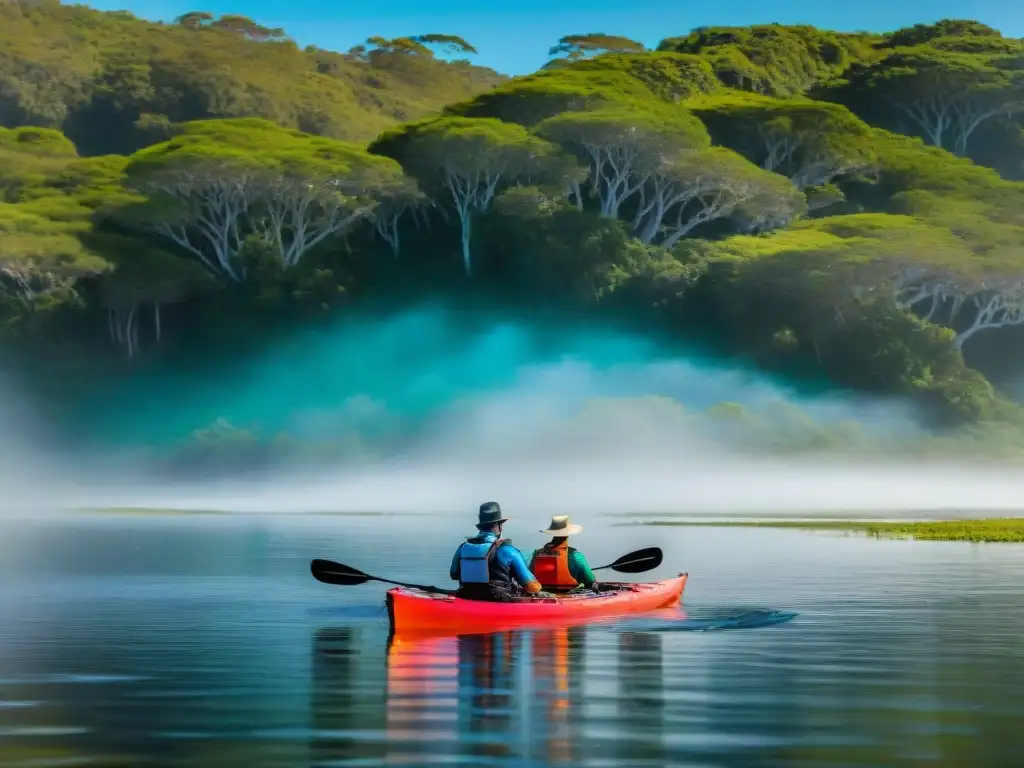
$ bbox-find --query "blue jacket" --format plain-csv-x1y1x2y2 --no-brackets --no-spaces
450,531,541,591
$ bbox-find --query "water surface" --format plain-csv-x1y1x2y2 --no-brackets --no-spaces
0,514,1022,766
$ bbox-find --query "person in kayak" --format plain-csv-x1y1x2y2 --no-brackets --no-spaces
449,501,546,601
529,515,599,593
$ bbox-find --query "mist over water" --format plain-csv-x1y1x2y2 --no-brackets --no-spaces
4,304,1024,517
0,373,87,514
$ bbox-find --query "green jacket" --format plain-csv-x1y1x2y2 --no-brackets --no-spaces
530,544,597,588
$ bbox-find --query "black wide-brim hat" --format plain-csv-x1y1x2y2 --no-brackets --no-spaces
476,501,509,528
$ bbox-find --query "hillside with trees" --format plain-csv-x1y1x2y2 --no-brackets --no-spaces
4,4,1024,463
0,2,504,155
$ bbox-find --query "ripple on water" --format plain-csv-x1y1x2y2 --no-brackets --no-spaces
613,608,799,632
0,518,1022,767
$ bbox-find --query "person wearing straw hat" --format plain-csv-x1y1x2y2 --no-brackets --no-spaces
449,501,545,601
529,515,599,593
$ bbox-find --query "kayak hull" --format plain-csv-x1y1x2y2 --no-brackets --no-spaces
386,574,687,634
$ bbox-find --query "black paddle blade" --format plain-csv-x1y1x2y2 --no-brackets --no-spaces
606,547,663,574
310,559,372,586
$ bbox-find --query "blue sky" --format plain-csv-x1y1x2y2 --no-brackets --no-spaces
89,0,1024,75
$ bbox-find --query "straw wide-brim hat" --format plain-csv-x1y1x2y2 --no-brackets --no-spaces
540,515,583,536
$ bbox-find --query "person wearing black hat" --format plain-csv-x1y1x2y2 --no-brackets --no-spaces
449,501,545,601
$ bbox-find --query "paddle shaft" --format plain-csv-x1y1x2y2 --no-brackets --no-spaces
594,560,638,571
309,559,455,595
311,545,661,593
368,575,455,594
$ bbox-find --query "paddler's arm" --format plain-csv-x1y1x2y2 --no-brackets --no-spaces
504,545,542,594
569,549,597,589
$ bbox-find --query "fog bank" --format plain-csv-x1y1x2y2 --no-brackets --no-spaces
3,307,1024,518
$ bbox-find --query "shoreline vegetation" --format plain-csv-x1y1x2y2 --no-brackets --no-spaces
625,518,1024,542
76,508,1024,541
7,8,1024,465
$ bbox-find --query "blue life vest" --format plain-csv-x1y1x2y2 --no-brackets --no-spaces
457,537,508,585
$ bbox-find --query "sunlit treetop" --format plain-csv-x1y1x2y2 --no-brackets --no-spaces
548,33,647,61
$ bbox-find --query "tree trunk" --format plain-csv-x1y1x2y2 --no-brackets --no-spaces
126,303,138,359
460,213,473,278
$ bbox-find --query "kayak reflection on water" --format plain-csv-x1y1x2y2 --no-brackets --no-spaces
530,626,584,763
384,628,586,765
309,617,690,765
381,625,681,765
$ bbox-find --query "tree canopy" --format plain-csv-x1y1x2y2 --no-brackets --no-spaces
548,34,647,62
657,24,881,96
175,12,288,41
820,47,1024,156
881,20,1004,49
123,118,406,280
0,2,504,155
444,68,662,125
690,95,879,203
370,116,582,276
6,6,1024,444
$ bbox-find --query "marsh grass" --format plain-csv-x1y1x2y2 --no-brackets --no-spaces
629,518,1024,542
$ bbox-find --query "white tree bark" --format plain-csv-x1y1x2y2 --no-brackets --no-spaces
660,188,746,249
369,190,428,257
631,155,787,247
950,98,1024,156
898,95,954,149
254,178,373,268
582,141,650,218
569,180,584,211
0,264,35,305
892,93,1023,156
106,300,166,359
758,126,803,175
374,213,402,256
755,127,873,190
0,262,76,308
790,154,869,190
892,269,1024,349
440,167,501,277
126,302,137,360
143,170,252,282
951,284,1024,349
631,173,712,244
143,170,376,278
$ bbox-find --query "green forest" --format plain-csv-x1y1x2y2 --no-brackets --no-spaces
5,3,1024,460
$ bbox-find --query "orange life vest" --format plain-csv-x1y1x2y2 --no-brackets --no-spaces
531,542,579,590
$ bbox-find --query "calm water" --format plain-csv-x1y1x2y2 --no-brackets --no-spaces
1,513,1022,767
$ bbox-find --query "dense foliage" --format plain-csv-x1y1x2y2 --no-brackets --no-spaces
658,24,881,96
5,5,1024,459
0,1,504,155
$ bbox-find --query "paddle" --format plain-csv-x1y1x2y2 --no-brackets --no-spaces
592,546,662,574
310,546,662,595
310,559,456,596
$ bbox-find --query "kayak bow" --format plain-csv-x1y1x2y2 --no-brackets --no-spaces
385,574,688,634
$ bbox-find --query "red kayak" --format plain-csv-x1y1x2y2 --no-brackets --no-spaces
385,574,688,634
